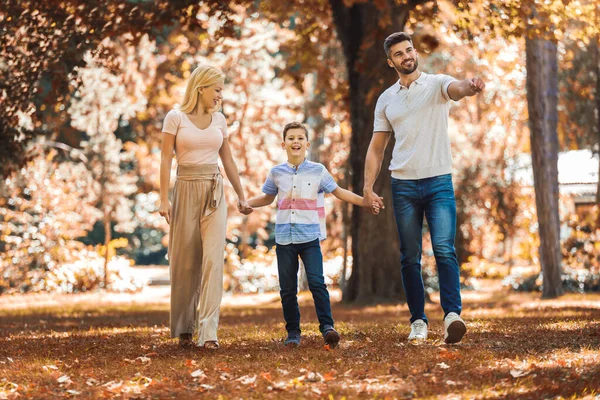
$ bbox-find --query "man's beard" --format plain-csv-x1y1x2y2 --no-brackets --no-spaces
392,57,419,75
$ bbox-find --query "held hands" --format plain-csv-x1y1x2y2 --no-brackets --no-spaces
469,77,485,94
363,189,384,215
158,201,171,224
372,200,382,215
237,199,253,215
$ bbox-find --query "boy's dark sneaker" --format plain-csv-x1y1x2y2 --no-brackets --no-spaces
323,325,340,348
284,331,301,347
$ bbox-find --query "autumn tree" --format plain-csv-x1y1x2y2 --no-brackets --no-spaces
68,57,143,285
0,0,250,177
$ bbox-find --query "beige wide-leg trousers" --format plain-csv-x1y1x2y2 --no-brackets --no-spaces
169,163,227,345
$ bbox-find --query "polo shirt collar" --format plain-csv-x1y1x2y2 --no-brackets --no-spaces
286,158,308,170
396,72,428,92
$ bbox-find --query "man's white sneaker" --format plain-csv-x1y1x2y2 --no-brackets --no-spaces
444,312,466,344
408,319,428,341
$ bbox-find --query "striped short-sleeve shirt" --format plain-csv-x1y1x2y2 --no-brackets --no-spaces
262,160,338,245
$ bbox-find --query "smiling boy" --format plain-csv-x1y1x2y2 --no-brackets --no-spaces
248,122,380,347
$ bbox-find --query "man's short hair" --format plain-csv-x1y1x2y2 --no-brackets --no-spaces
283,122,309,140
383,32,413,57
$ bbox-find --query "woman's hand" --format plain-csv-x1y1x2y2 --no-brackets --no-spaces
237,199,253,215
158,201,172,224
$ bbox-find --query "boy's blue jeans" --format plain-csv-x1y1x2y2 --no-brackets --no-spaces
276,238,334,334
391,174,462,325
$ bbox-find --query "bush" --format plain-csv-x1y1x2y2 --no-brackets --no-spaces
503,266,600,293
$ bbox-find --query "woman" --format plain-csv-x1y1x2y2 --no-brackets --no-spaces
158,65,252,349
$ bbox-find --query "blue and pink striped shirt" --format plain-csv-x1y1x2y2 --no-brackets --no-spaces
262,160,338,245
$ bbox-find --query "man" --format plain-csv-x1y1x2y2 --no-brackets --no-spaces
363,32,485,344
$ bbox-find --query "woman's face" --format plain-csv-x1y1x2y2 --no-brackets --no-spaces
199,80,224,110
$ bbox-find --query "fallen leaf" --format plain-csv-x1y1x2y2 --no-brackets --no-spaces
446,380,457,386
0,382,18,393
86,378,98,386
260,372,273,382
191,369,206,379
268,381,288,391
185,359,196,367
305,372,323,382
439,348,462,361
66,390,81,395
57,375,71,384
323,371,336,381
237,375,257,385
43,365,59,371
200,384,215,390
436,362,450,369
103,380,123,391
220,372,232,381
131,373,152,387
510,369,529,378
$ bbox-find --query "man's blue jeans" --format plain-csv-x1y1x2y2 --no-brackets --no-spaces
276,238,334,334
391,173,462,324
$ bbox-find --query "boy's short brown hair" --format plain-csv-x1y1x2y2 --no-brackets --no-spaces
283,122,309,140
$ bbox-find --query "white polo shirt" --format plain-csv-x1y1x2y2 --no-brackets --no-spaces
373,72,457,180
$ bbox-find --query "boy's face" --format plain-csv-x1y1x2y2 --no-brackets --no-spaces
282,128,310,158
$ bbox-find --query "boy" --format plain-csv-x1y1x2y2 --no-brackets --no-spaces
247,122,380,348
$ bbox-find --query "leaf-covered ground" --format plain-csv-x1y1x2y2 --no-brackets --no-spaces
1,282,599,399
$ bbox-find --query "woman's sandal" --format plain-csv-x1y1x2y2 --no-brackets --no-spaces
203,341,220,351
179,333,194,349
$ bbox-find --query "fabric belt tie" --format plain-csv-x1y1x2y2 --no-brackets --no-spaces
176,164,223,208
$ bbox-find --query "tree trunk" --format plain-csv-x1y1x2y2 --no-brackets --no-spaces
593,34,600,209
104,206,111,288
525,38,564,298
330,0,423,304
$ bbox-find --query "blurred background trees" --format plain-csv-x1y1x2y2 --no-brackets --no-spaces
1,0,598,298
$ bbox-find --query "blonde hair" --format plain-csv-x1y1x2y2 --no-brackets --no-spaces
180,65,224,113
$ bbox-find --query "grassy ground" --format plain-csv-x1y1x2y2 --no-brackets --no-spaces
1,282,599,399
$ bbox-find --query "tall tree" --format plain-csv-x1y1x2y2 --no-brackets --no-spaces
328,0,439,303
68,59,141,286
525,38,563,298
450,0,597,297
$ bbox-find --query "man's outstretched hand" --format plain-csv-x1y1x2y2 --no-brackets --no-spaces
469,77,485,94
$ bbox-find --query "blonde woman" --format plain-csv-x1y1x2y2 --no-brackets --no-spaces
158,65,252,350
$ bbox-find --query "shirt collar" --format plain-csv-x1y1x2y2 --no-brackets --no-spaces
286,158,307,170
396,72,427,92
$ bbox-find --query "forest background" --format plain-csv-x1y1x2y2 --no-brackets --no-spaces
1,0,598,301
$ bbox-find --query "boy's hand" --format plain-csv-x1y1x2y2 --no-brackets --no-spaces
237,199,253,215
363,189,384,215
372,200,382,215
